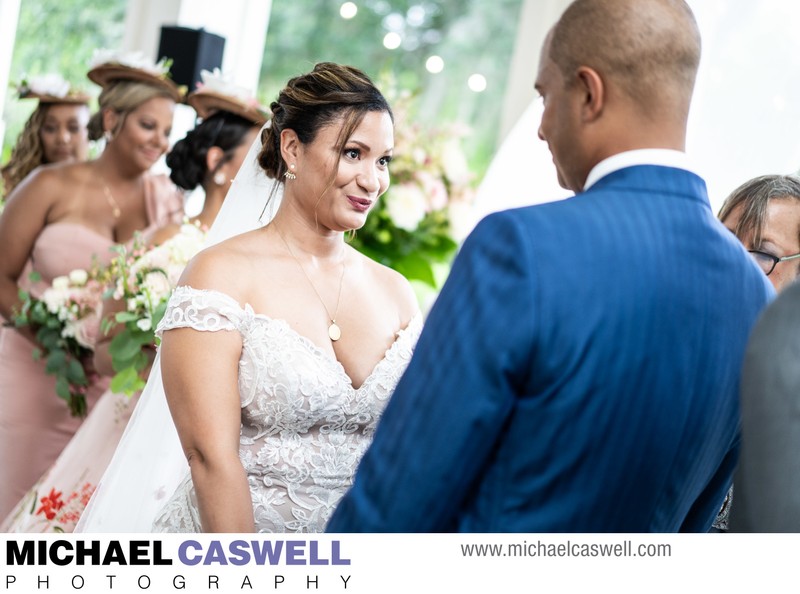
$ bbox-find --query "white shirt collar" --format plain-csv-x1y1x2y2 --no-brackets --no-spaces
583,149,698,191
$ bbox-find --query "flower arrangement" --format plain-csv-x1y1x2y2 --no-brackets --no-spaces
103,222,206,396
13,268,105,417
18,73,71,98
89,49,172,78
197,68,258,104
349,88,477,288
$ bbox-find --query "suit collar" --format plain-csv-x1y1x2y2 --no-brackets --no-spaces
583,149,698,191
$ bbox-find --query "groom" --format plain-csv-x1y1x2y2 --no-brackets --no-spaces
327,0,774,532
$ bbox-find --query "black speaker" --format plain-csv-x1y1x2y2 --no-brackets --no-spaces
157,26,226,92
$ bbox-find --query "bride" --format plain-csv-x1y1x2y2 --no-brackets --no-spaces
78,62,421,532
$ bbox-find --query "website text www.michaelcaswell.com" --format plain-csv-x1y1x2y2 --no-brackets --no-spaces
461,540,671,559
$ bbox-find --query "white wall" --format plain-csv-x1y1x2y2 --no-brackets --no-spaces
477,0,800,221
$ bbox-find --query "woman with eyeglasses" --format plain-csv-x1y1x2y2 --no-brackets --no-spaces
710,173,800,531
719,174,800,293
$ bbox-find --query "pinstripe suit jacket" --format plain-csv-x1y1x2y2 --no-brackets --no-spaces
327,165,775,532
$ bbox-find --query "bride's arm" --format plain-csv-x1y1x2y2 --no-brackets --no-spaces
159,320,253,533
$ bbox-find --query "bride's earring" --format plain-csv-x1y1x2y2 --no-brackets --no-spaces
284,164,297,180
103,130,113,143
213,172,227,186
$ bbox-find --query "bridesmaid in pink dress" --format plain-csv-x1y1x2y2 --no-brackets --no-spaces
1,74,91,199
0,56,184,519
0,79,266,532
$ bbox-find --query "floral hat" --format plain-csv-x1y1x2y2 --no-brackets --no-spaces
86,49,185,102
187,69,269,125
16,73,90,104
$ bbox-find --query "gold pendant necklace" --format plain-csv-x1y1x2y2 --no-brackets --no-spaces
99,175,121,219
275,224,346,342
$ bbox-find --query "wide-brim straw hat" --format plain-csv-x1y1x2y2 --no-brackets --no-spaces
187,88,269,125
87,63,184,102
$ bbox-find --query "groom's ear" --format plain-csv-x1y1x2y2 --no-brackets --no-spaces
279,128,301,167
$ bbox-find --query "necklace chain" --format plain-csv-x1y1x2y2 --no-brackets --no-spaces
274,224,346,341
99,175,121,219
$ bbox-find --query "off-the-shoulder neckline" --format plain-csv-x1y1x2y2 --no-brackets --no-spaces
168,285,422,391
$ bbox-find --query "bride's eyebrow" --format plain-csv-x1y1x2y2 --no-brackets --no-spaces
348,139,394,153
347,139,371,150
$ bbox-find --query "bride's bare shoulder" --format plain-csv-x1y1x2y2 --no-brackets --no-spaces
177,229,266,297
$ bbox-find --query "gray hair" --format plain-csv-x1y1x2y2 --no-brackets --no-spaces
718,174,800,248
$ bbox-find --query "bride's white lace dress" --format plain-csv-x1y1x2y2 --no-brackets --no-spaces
151,286,422,533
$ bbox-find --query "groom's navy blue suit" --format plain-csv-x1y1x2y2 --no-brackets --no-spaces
327,164,774,532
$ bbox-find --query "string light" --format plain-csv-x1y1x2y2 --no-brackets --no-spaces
383,32,402,50
426,56,444,73
468,73,487,92
340,2,357,19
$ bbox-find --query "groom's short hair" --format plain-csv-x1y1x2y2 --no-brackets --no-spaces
550,0,701,119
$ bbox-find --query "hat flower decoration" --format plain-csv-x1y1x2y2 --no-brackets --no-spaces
16,73,89,104
196,68,254,105
89,49,172,78
188,68,269,125
87,49,184,101
21,74,70,98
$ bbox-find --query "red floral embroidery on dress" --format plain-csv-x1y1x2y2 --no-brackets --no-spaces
36,489,65,520
30,482,96,529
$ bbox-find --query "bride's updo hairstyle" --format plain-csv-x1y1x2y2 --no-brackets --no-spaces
258,62,392,182
167,111,255,191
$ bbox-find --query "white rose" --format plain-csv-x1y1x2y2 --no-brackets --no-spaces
447,200,478,243
68,269,89,286
136,318,153,332
41,289,67,315
51,276,70,292
73,315,100,349
165,263,185,287
441,139,472,186
385,183,428,232
142,271,172,302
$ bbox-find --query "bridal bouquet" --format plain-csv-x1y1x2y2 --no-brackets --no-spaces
14,269,105,416
103,222,206,396
349,89,477,288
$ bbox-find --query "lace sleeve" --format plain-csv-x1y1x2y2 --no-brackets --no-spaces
155,286,250,337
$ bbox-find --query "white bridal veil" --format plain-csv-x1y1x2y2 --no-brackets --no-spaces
76,124,279,532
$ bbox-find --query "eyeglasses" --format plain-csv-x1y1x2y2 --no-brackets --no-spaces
748,249,800,276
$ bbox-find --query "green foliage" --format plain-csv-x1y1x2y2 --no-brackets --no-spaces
102,223,205,396
349,205,457,287
14,289,89,417
259,0,524,178
4,0,523,179
106,297,165,394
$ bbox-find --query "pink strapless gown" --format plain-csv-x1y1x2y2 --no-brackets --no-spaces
0,174,183,523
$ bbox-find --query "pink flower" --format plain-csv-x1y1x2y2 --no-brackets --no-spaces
416,171,449,211
72,314,100,349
